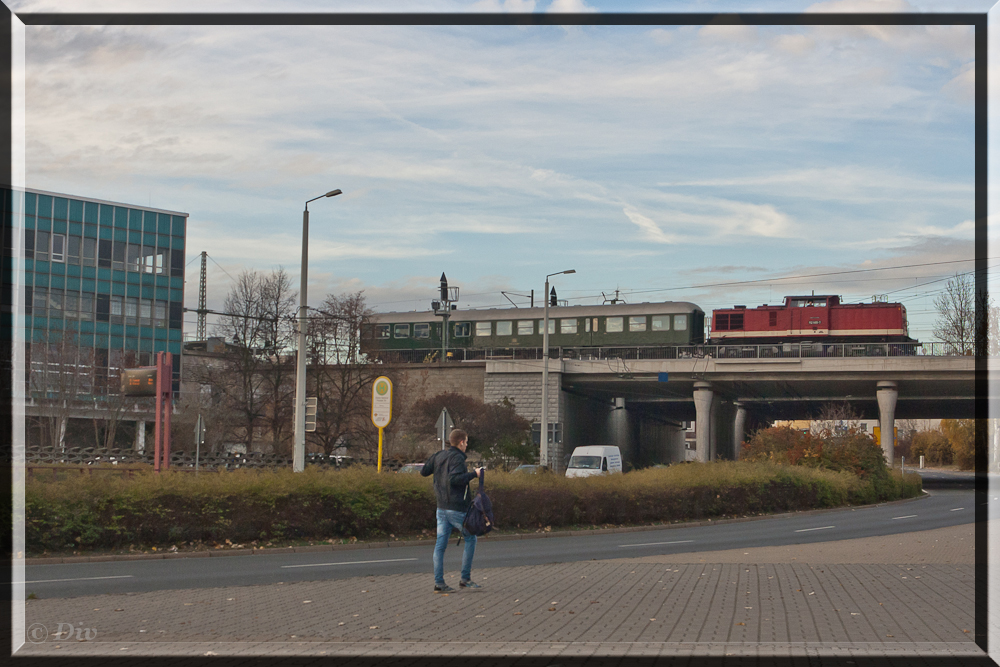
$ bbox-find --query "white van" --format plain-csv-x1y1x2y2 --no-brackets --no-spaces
565,446,623,478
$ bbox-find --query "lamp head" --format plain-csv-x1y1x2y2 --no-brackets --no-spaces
325,189,343,198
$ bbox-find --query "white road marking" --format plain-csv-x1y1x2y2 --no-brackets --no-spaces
618,540,694,548
281,558,418,569
794,526,834,533
26,575,135,584
891,515,918,520
951,508,965,511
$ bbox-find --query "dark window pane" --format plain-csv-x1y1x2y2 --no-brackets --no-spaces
170,249,183,277
25,286,31,315
24,230,33,259
169,301,182,329
96,294,110,322
98,239,112,267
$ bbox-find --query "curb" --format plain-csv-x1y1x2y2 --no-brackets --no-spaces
24,492,929,565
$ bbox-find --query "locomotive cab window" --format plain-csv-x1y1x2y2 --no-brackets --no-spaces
791,298,826,308
674,315,687,331
560,319,577,334
606,317,623,333
413,323,431,339
651,315,670,331
496,321,513,336
454,322,471,337
518,320,534,335
394,324,410,338
629,316,646,332
475,321,492,337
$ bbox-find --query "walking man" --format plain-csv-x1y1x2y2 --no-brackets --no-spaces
421,428,484,593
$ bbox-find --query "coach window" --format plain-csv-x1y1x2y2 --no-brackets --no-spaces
538,319,555,334
476,321,492,337
674,314,688,331
496,321,512,336
454,322,471,337
629,316,646,332
414,323,431,339
375,324,391,339
651,315,670,331
585,318,590,333
394,324,410,338
560,319,577,334
517,320,533,335
606,317,623,333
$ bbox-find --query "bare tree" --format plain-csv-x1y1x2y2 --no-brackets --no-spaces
27,329,92,450
306,291,382,457
933,273,975,355
198,268,298,453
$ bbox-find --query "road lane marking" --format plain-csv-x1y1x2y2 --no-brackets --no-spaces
951,508,965,511
891,515,918,520
618,540,694,548
794,526,834,533
25,575,134,584
281,558,418,569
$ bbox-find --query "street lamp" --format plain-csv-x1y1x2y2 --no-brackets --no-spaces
294,188,342,473
541,268,575,473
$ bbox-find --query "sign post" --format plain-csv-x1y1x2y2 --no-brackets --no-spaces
371,376,393,472
435,407,454,450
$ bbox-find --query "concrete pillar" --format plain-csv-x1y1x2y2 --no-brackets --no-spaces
135,420,146,453
709,394,721,460
733,402,746,461
876,381,898,466
693,381,713,463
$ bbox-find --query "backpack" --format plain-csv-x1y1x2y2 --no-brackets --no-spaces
462,469,495,537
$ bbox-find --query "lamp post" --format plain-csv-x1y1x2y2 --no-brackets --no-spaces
293,188,342,473
541,268,575,472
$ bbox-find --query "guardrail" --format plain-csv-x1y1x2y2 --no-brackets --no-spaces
368,342,943,364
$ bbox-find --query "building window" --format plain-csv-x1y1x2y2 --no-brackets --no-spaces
651,315,670,331
629,316,646,332
63,293,78,318
127,244,141,271
97,239,112,267
125,297,138,324
453,322,471,337
109,296,123,324
83,237,96,266
35,231,49,262
79,295,94,321
24,230,34,259
51,234,66,263
496,321,512,336
67,235,81,264
46,288,63,313
674,314,688,331
154,301,167,327
517,320,534,336
112,242,126,270
140,299,152,325
33,287,47,317
414,323,431,339
560,319,578,334
606,317,623,333
375,324,390,339
394,323,410,338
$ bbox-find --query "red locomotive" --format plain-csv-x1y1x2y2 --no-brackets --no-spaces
709,295,914,345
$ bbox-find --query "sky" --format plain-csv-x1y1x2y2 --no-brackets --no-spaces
8,0,993,344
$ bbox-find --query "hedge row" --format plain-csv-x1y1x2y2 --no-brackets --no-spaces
24,462,923,554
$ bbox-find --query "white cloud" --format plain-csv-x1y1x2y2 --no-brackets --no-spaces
698,24,759,43
547,0,597,12
622,207,677,244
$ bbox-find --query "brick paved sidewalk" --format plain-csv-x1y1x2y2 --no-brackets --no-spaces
15,524,983,663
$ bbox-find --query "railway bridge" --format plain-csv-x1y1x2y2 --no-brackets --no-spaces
450,345,976,471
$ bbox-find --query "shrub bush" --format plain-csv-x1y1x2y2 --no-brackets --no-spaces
25,459,921,554
911,430,953,466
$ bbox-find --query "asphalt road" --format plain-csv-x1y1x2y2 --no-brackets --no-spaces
24,474,974,600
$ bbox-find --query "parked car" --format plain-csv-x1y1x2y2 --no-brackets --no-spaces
397,463,424,473
511,464,540,474
565,446,623,478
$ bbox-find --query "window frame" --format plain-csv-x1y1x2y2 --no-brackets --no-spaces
496,321,513,336
628,315,647,332
393,323,410,339
651,315,670,331
559,318,578,334
475,321,492,337
517,320,534,336
413,322,431,339
606,316,624,333
453,322,471,337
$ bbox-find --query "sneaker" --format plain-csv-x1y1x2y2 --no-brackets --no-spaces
434,584,455,593
459,580,482,589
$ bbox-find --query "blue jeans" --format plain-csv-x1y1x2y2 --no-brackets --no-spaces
433,508,476,586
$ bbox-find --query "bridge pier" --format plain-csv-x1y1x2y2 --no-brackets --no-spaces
693,381,713,462
877,380,898,466
135,420,146,453
733,402,746,460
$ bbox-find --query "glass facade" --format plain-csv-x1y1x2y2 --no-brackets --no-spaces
5,188,187,395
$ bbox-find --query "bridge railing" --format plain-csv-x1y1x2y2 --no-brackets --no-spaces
368,342,939,363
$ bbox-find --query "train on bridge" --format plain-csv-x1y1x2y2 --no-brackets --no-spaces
361,294,916,360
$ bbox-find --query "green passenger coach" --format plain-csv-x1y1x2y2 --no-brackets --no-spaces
362,302,704,357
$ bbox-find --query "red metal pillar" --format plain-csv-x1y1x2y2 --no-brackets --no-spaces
152,352,174,473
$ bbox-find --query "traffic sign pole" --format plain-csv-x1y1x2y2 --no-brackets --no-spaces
371,376,393,473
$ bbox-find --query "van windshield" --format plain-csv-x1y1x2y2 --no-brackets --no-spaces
569,455,602,469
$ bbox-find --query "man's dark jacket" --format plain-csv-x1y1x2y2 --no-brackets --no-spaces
421,446,477,512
